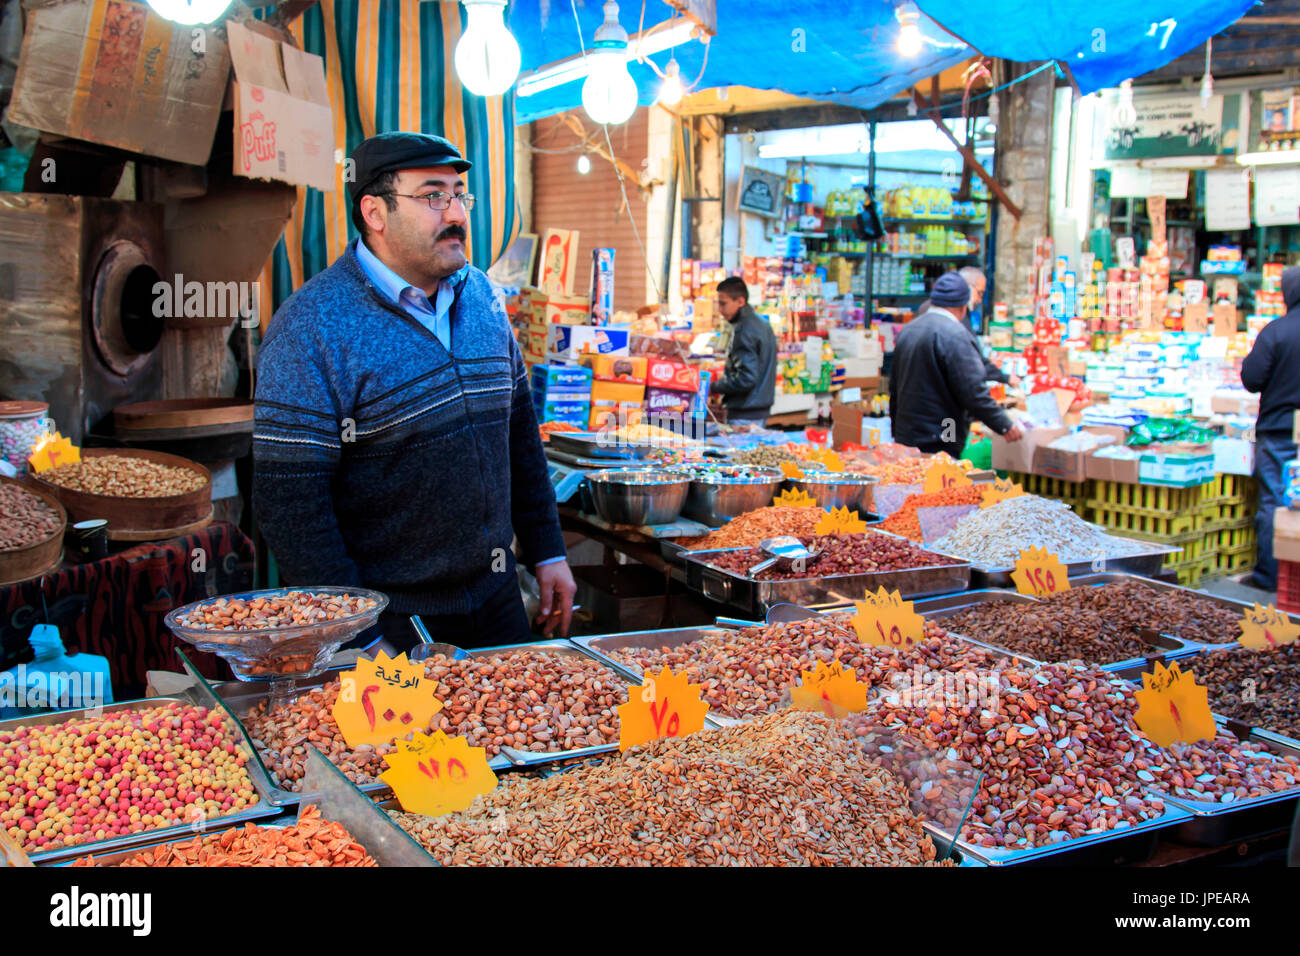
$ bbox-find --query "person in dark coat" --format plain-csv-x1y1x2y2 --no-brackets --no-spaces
916,266,1020,387
890,272,1024,457
1241,265,1300,591
711,277,777,424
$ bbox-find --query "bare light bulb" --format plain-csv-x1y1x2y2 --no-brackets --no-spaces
454,0,522,97
659,57,684,106
577,154,592,174
896,10,923,57
146,0,232,24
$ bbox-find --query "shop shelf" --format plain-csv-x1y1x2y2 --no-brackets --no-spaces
1279,560,1300,615
1087,501,1206,537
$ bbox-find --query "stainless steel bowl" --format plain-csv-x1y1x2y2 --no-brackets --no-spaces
787,473,879,512
682,467,784,527
586,469,692,526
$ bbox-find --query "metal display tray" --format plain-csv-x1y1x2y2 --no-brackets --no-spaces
968,541,1182,589
191,640,644,801
658,513,884,566
913,586,1195,671
681,545,971,616
8,695,283,866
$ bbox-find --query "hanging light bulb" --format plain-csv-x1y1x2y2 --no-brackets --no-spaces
454,0,522,97
895,4,923,57
658,57,684,106
1199,39,1214,107
146,0,232,24
577,154,592,174
581,0,639,125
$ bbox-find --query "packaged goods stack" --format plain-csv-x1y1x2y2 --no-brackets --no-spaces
532,364,593,428
581,355,647,430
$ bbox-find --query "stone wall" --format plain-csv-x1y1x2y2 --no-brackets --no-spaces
993,66,1055,312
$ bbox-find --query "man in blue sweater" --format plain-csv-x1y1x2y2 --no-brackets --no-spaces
253,132,576,649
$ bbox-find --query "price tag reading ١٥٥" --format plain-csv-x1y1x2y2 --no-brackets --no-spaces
851,587,926,650
1238,603,1300,651
617,666,710,751
775,487,817,508
332,650,444,749
788,661,869,718
1133,660,1217,748
380,730,498,816
922,460,973,494
1011,547,1071,597
814,506,867,535
979,478,1026,509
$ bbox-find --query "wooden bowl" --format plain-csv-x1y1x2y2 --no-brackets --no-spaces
0,475,66,586
28,448,212,539
114,398,254,438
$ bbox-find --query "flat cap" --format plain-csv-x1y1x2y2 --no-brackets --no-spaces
348,132,472,202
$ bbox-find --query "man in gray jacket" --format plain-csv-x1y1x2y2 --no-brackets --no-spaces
712,277,777,424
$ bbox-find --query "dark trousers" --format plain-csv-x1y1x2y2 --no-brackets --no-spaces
353,577,533,655
1252,430,1298,590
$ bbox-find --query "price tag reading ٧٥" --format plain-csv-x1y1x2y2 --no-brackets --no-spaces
27,432,80,473
780,460,805,480
851,587,926,649
1133,660,1218,748
775,488,817,508
979,477,1026,509
814,506,868,536
1011,547,1071,597
617,667,710,751
922,460,973,494
788,661,869,717
333,650,444,749
380,730,498,816
1238,603,1300,651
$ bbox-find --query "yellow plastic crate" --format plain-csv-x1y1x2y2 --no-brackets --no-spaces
1173,556,1216,587
1214,544,1257,574
1091,479,1221,513
1204,502,1257,529
1006,472,1091,510
1216,522,1257,551
1088,502,1207,537
1202,474,1257,505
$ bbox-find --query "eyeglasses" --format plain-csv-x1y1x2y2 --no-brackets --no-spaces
383,190,476,212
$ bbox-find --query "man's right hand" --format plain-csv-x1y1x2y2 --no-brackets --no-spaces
1003,423,1025,442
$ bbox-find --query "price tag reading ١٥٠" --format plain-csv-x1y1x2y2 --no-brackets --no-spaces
1237,603,1300,651
332,650,444,749
851,587,926,650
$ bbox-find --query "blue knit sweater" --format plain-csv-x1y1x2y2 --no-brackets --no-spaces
252,242,564,615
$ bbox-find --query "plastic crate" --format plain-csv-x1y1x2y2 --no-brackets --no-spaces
1215,521,1257,551
1006,472,1091,511
1091,480,1217,514
1166,553,1216,588
1202,474,1257,505
1280,560,1300,616
1088,501,1207,537
1214,544,1257,574
1204,501,1257,530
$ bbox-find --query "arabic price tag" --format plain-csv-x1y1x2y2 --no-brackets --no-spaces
922,460,972,494
1011,547,1071,597
979,478,1026,509
814,506,867,535
788,661,869,717
1133,660,1217,748
27,432,79,473
851,587,926,649
1237,602,1300,651
817,450,845,473
380,730,497,816
333,650,444,749
775,487,817,508
779,460,804,480
617,666,709,751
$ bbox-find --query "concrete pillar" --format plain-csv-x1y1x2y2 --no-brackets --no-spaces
692,115,725,263
993,66,1055,313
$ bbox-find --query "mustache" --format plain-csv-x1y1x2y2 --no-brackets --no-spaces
437,225,467,242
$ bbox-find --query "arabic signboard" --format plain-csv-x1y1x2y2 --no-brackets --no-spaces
1099,91,1238,161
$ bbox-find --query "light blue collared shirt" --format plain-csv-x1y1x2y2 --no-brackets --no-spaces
354,238,468,353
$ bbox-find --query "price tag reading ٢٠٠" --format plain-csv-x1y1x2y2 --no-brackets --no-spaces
1011,547,1071,597
922,460,973,494
788,661,869,717
1238,603,1300,651
814,506,867,536
1133,660,1217,748
333,650,444,749
380,730,497,816
851,587,926,650
617,666,710,751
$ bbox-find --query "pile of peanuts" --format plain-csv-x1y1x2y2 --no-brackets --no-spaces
73,805,374,867
0,702,260,854
0,483,62,551
678,505,825,550
1042,581,1243,645
1178,644,1300,740
1138,729,1300,805
242,649,630,790
173,591,379,634
702,532,960,580
879,485,984,541
392,710,952,866
40,456,205,498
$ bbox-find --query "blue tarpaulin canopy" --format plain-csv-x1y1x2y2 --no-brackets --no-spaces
915,0,1259,94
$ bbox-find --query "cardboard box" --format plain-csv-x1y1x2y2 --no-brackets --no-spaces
1138,452,1215,487
1031,426,1127,483
646,359,698,393
578,354,647,383
1213,437,1255,477
831,402,892,448
535,399,590,424
589,401,642,430
1275,508,1300,562
591,380,645,405
841,375,882,393
1211,391,1260,416
1213,303,1238,336
8,0,231,166
549,325,630,358
644,387,693,416
227,21,334,191
990,426,1068,475
542,292,592,325
531,364,593,390
1086,451,1141,484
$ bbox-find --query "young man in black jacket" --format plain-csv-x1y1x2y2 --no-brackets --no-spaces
890,272,1024,457
1241,265,1300,591
712,277,777,424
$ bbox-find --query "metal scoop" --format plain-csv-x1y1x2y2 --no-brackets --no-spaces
407,615,470,661
747,535,821,576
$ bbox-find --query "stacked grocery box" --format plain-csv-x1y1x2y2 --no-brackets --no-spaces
580,355,647,431
531,364,592,427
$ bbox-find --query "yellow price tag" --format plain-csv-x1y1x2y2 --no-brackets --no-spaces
1011,547,1071,597
788,661,869,717
814,506,867,535
27,432,80,473
979,478,1026,509
332,651,444,749
380,730,497,816
617,667,710,751
851,587,926,649
1237,603,1300,651
780,460,805,480
816,450,845,473
922,460,972,494
775,488,817,508
1133,660,1217,748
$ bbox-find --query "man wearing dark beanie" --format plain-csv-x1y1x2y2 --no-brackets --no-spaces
890,271,1024,457
253,132,576,650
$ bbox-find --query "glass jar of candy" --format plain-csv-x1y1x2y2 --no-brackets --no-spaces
0,401,54,472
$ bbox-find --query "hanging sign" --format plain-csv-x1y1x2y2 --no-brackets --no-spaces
1100,90,1228,160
